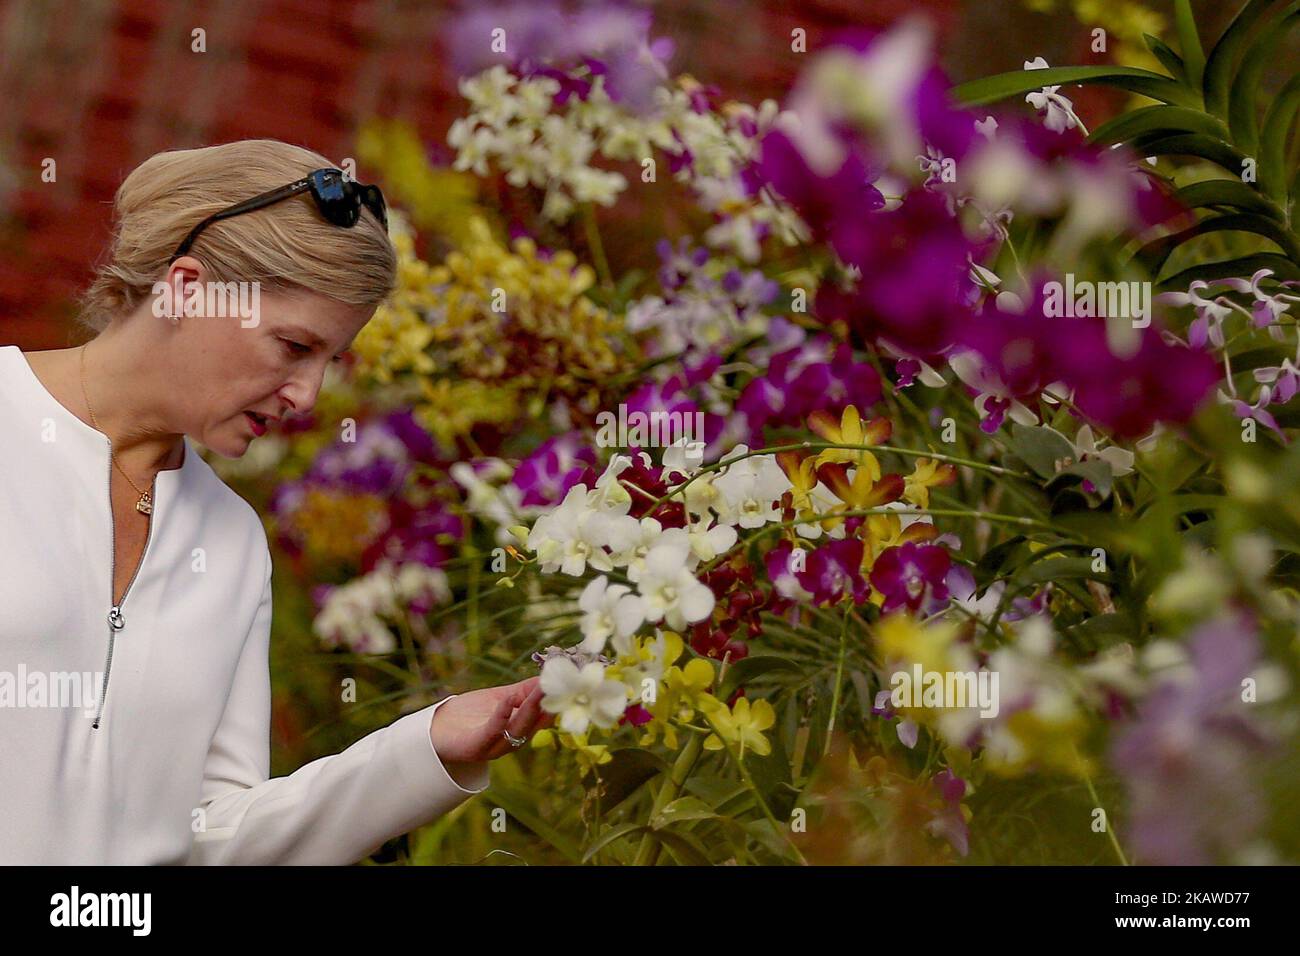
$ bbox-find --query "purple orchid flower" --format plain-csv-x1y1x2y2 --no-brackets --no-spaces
1019,297,1222,441
1110,615,1276,865
797,538,870,607
764,540,814,602
869,542,952,613
446,3,670,114
510,430,598,507
756,127,887,258
816,189,988,359
735,338,882,445
926,769,971,857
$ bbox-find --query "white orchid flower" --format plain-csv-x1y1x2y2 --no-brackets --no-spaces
577,575,647,655
539,657,629,734
1072,424,1134,477
661,435,706,480
682,518,738,563
1023,57,1079,133
528,484,628,575
635,537,716,630
948,350,1038,429
712,444,791,528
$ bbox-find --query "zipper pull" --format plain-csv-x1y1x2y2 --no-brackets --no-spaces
108,606,124,630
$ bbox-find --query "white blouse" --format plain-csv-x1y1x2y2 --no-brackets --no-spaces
0,345,489,864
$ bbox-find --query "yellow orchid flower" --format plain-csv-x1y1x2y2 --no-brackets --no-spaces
902,458,958,510
777,451,839,534
702,695,776,759
874,613,962,677
571,738,614,776
638,655,715,750
358,211,638,442
807,405,892,478
858,510,940,573
293,489,389,564
990,710,1093,779
816,460,905,538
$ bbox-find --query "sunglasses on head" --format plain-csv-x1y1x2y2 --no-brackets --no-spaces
169,167,388,264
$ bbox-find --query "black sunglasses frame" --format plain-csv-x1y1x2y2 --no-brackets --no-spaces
168,168,388,264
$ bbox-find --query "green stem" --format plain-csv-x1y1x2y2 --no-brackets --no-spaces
646,440,1035,514
700,507,1055,574
393,609,422,683
582,202,613,288
1077,749,1130,866
700,709,809,865
823,605,852,756
466,544,481,658
632,731,703,866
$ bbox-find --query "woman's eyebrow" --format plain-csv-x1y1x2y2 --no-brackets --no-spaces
284,325,355,359
283,326,328,347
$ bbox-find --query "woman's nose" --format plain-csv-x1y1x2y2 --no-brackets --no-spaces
279,369,325,417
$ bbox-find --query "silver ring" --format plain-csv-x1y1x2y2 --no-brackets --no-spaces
503,729,527,749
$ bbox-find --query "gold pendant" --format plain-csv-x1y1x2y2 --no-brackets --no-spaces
136,492,153,515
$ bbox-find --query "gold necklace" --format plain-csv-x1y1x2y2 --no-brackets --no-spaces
79,344,154,515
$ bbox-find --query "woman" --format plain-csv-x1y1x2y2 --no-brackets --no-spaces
0,139,550,865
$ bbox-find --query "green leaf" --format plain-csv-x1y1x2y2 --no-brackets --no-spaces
597,747,670,811
1174,0,1207,87
744,817,799,862
649,826,713,865
974,535,1029,589
652,796,720,829
849,669,875,723
1259,73,1300,202
1013,556,1108,587
1088,105,1228,146
1175,179,1285,221
683,773,750,810
1157,253,1300,288
1133,132,1248,173
1049,458,1116,503
1138,213,1300,273
581,823,647,863
952,66,1197,108
1227,5,1300,155
745,721,796,816
1203,0,1282,119
717,653,804,699
1142,34,1187,84
1062,610,1141,652
486,784,584,864
1009,423,1076,480
1160,493,1229,515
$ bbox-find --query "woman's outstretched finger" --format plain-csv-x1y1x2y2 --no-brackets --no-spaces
490,687,517,731
505,677,537,710
509,682,546,738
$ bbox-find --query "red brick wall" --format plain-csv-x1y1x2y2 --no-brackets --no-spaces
0,0,969,349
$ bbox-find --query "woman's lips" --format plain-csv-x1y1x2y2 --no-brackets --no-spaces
244,411,267,437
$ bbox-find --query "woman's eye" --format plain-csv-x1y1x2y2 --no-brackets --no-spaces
281,338,312,356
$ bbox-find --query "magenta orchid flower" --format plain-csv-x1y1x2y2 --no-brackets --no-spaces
870,541,952,613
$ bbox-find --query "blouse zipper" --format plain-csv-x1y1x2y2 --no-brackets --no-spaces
91,444,157,731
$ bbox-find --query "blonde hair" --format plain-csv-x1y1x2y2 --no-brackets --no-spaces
77,139,396,332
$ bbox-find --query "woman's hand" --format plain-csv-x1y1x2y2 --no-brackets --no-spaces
428,676,554,765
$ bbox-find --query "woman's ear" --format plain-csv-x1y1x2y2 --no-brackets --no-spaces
160,256,206,321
